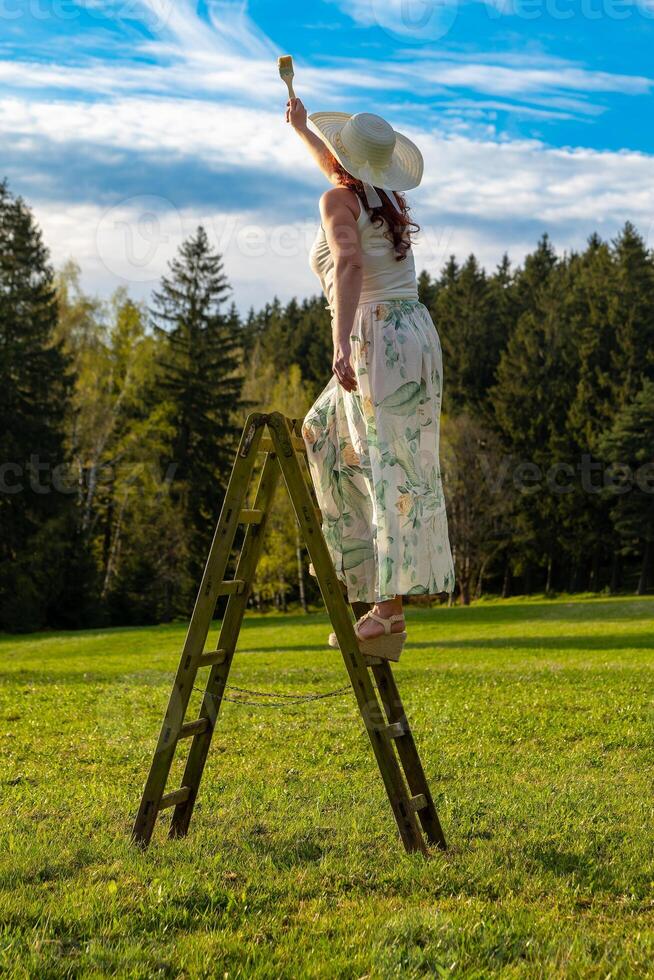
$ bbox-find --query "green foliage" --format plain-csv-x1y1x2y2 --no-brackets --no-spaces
242,363,315,608
0,181,95,630
431,254,509,415
599,378,654,594
609,223,654,402
246,295,332,399
3,171,654,627
56,264,178,624
1,597,653,974
150,225,245,602
441,412,513,604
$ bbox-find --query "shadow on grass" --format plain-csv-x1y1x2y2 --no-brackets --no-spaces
237,631,654,654
2,596,651,648
236,597,654,632
4,628,654,686
242,825,326,868
527,841,630,894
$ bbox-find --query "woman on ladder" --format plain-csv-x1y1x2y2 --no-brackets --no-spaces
286,99,455,662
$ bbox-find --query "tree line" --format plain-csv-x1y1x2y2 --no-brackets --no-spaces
1,178,652,631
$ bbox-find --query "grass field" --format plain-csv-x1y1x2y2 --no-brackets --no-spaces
1,595,654,978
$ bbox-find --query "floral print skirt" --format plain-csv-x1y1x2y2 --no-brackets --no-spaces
302,299,455,603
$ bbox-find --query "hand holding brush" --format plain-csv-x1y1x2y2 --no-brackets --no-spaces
279,55,337,184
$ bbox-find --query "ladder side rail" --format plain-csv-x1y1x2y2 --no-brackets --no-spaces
268,413,426,855
169,449,282,838
131,413,267,846
372,661,447,849
296,406,445,851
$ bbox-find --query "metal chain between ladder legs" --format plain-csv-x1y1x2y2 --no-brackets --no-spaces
192,683,351,709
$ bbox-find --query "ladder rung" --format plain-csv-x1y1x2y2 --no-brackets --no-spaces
259,436,306,454
386,722,406,739
408,794,428,812
179,718,210,739
219,580,246,595
159,786,191,810
197,648,227,667
239,509,264,524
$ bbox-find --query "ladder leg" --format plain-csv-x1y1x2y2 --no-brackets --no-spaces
169,451,282,838
131,413,267,847
268,413,427,855
371,660,447,849
298,403,444,851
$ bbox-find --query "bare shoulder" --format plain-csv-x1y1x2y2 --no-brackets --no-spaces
319,186,360,220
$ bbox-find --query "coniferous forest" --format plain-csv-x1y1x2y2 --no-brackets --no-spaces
1,177,653,632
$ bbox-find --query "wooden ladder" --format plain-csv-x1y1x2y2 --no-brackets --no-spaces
131,412,446,856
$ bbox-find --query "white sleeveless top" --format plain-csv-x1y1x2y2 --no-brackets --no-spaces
309,193,419,310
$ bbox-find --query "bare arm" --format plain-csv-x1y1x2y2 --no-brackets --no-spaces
286,98,339,184
321,188,363,392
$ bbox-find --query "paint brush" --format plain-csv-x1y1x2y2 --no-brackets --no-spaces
278,55,296,100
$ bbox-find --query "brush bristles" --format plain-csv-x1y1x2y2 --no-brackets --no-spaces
278,55,294,74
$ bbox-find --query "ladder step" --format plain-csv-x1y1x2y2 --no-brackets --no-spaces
159,786,191,810
219,580,246,595
408,793,428,812
386,722,406,739
179,718,210,739
239,509,264,524
259,436,306,454
197,648,227,667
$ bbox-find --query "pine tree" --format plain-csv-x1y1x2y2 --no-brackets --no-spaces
490,244,578,591
562,237,618,590
0,180,93,629
256,295,332,398
417,269,438,309
609,223,654,405
441,412,514,604
151,226,244,594
434,254,507,414
599,379,654,594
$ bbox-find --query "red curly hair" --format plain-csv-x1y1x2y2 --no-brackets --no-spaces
328,154,419,262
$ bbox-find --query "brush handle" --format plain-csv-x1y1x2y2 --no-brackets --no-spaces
283,77,296,100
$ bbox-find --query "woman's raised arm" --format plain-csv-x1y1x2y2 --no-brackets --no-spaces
286,98,339,184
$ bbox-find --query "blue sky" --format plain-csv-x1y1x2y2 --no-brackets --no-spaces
2,0,653,309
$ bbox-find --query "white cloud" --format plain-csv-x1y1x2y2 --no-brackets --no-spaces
21,97,654,309
390,60,652,98
3,0,654,310
34,199,321,310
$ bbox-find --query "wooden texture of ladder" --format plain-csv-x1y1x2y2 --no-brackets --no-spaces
131,412,446,856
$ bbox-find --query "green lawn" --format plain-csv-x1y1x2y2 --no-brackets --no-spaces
1,596,653,978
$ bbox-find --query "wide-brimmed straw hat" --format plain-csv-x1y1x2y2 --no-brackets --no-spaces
308,111,424,192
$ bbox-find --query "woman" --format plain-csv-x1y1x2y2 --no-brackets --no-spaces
287,98,455,661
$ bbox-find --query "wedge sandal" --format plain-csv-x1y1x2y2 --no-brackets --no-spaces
328,611,407,662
